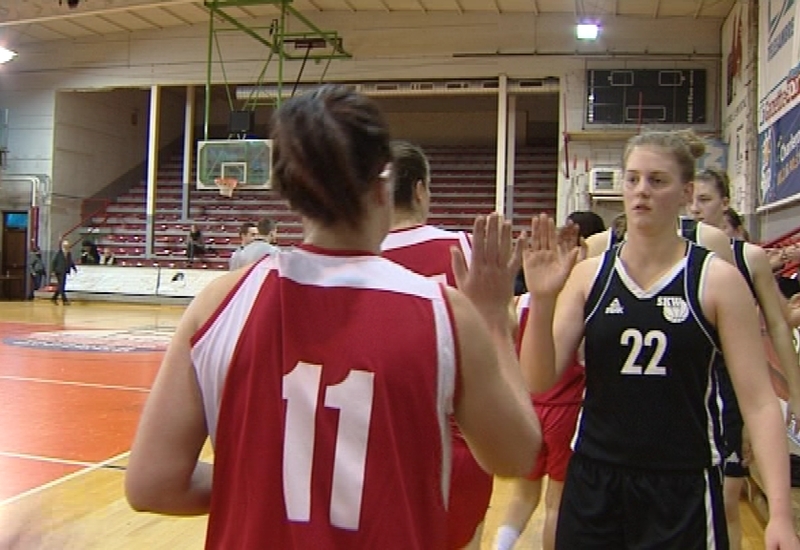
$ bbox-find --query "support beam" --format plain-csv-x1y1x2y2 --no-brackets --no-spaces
145,85,161,259
160,7,194,26
202,0,352,128
182,86,196,222
694,0,706,18
495,74,508,215
505,95,517,221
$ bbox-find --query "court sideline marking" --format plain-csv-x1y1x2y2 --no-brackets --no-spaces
0,375,149,393
0,450,131,508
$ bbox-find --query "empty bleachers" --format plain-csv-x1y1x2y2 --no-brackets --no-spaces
84,145,557,269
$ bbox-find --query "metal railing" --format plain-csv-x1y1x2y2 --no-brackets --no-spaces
761,225,800,278
60,197,111,248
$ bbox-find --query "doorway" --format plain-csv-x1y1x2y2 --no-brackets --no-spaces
1,211,29,300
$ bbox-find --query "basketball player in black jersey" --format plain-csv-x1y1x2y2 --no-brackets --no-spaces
690,168,800,550
585,212,734,262
520,130,799,549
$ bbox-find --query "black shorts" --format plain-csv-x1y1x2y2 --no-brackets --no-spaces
719,366,749,478
556,454,729,550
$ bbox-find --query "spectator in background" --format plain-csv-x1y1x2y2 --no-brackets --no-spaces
186,224,207,263
80,239,100,265
28,245,45,300
229,222,259,270
51,239,77,305
99,247,116,265
229,217,279,270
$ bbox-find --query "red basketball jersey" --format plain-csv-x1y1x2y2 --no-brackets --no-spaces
381,225,472,287
515,293,585,406
382,225,472,443
191,245,458,549
382,223,491,549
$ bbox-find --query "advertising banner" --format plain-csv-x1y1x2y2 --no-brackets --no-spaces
759,99,800,204
759,0,800,99
157,268,226,298
65,265,159,295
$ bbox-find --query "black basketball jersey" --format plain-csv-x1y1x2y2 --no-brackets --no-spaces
608,228,621,249
607,217,700,252
731,239,757,298
579,242,725,470
679,216,699,242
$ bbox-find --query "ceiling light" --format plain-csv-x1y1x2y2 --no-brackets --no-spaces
576,24,599,40
0,47,16,64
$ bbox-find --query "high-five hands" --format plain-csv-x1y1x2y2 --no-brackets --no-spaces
452,213,522,321
523,213,581,299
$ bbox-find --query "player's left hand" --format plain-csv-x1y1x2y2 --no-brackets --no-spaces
452,213,521,325
764,516,800,549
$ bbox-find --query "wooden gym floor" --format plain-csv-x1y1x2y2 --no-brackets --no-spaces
0,301,766,549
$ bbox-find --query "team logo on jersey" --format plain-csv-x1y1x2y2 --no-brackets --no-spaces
657,296,690,324
605,297,624,315
726,451,742,465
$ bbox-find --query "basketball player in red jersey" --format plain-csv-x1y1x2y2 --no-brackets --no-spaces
125,85,541,549
381,141,488,550
494,211,605,550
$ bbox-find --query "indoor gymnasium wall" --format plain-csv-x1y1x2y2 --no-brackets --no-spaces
755,0,800,239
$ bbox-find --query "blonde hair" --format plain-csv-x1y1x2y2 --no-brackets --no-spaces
623,129,706,184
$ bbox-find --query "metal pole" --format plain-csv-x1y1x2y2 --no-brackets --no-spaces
204,10,214,141
495,74,508,214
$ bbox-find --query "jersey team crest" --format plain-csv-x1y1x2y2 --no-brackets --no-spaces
657,296,690,324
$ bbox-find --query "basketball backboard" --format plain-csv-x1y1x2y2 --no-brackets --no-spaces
196,139,272,190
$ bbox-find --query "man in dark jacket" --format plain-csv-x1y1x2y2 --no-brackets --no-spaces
28,245,46,300
51,239,77,305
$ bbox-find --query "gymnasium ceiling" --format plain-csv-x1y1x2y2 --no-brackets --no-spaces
0,0,736,45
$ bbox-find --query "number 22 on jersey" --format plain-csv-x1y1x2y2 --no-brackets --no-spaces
619,328,668,376
282,361,375,531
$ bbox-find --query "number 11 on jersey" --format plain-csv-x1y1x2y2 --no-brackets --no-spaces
282,361,375,530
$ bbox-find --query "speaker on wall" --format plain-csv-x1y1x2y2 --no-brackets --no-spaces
229,110,255,135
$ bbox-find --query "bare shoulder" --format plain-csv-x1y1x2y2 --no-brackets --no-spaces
698,222,733,263
704,254,742,282
181,268,251,335
743,242,771,272
701,255,752,306
585,229,611,259
568,255,603,294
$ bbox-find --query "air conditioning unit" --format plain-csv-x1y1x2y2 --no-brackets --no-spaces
588,168,622,195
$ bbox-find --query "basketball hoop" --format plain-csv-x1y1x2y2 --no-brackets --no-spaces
215,177,238,198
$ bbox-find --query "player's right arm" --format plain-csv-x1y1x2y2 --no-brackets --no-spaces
126,269,244,515
448,213,541,477
446,287,541,478
518,214,585,393
520,261,591,392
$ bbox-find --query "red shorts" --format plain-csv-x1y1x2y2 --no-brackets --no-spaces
447,437,493,549
528,399,582,482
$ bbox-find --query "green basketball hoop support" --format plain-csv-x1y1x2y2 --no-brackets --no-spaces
202,0,352,140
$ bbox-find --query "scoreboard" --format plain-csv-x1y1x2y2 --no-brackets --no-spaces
586,69,707,125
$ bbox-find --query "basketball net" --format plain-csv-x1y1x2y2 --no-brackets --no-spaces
215,177,238,198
